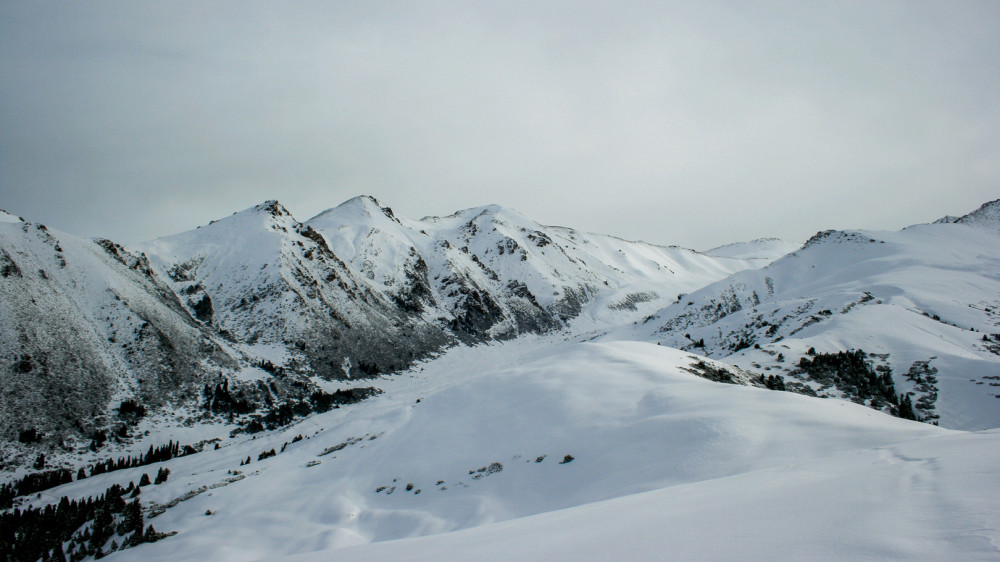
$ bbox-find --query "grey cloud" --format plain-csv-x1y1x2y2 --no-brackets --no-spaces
1,1,998,249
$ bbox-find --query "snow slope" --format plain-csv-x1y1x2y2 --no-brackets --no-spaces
20,337,949,561
295,428,1000,562
641,200,1000,430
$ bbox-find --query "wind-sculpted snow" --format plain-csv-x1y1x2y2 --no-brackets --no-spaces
643,209,1000,429
290,429,1000,562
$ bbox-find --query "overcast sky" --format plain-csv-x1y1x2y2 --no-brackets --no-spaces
1,1,998,250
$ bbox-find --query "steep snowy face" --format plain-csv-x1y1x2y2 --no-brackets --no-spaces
141,200,451,380
0,215,237,442
307,196,442,322
642,215,1000,430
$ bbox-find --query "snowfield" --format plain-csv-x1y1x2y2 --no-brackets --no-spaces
301,428,1000,562
62,337,991,561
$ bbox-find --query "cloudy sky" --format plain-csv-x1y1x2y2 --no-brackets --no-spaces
1,1,998,250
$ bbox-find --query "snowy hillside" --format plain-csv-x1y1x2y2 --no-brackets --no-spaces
12,337,994,562
295,428,1000,562
641,199,1000,430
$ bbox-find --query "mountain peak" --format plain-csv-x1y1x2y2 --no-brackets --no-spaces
307,195,398,227
421,203,527,227
251,199,291,218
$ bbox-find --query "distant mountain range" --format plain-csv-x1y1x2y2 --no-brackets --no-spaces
1,198,997,445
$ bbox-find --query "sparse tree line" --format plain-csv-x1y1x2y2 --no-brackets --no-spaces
1,442,192,511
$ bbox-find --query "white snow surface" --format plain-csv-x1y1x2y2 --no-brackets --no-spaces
0,209,23,224
290,428,1000,562
22,336,981,561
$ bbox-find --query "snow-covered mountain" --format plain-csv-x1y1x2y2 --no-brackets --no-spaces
0,210,239,448
140,200,451,381
0,198,766,451
305,196,761,339
3,197,999,562
640,199,1000,430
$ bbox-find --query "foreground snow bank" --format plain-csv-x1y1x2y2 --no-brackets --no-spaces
106,340,967,560
300,429,1000,561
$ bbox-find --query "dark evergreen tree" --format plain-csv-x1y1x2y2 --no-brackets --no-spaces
154,467,170,484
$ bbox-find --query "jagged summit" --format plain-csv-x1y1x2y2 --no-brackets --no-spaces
254,199,290,216
307,195,399,228
955,198,1000,228
235,199,295,222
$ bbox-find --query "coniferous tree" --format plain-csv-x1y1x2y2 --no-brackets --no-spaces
154,467,170,485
